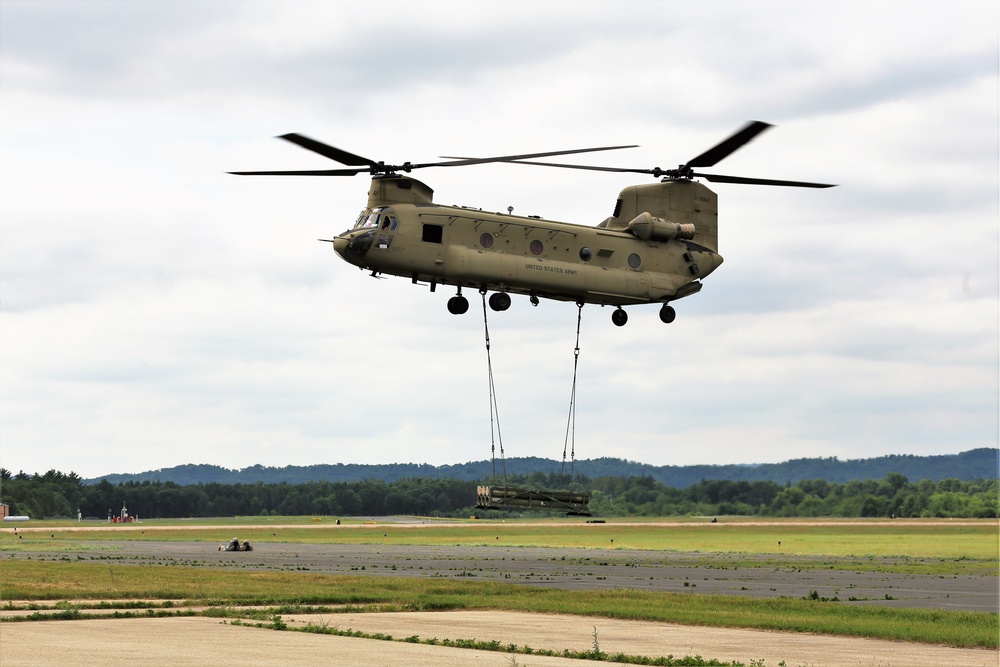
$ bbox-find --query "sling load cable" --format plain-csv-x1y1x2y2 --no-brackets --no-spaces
560,302,584,481
480,290,508,489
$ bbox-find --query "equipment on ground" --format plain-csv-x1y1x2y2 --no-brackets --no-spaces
219,538,253,552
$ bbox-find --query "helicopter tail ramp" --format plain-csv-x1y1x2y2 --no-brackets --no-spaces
476,486,591,516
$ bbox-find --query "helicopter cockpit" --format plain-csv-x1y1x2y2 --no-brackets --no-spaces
354,206,398,232
337,206,398,261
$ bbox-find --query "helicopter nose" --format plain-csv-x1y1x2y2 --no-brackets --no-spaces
333,236,349,257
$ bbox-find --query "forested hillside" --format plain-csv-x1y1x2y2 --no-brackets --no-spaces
84,448,997,487
3,468,996,520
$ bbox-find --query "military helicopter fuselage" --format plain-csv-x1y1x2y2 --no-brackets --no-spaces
334,174,721,323
232,122,832,325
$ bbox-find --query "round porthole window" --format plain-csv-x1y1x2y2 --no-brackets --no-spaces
628,253,641,268
530,239,544,255
579,247,592,261
480,232,494,248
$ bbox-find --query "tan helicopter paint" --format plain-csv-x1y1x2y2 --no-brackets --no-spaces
335,175,721,310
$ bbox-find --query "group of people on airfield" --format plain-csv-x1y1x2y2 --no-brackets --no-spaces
219,537,253,552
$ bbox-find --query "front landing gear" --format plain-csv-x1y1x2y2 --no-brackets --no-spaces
447,288,469,315
611,307,628,327
659,304,676,324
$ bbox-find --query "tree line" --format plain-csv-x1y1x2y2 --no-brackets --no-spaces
2,468,996,520
87,448,998,488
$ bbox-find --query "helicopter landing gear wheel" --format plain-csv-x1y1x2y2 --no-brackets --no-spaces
611,307,628,327
447,294,469,315
488,292,511,312
659,304,676,324
529,294,540,307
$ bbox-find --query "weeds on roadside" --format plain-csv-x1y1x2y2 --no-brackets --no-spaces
287,620,785,665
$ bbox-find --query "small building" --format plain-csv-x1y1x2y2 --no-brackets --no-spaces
0,504,8,519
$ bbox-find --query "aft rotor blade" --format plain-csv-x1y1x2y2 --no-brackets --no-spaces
229,168,368,176
695,172,837,188
685,121,772,168
453,159,837,187
278,133,380,168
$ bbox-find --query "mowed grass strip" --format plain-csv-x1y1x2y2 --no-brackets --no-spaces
1,561,995,649
11,520,998,559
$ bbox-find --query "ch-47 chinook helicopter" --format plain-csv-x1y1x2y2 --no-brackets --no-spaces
231,121,834,326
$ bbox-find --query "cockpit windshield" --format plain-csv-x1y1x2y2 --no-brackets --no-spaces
354,206,397,231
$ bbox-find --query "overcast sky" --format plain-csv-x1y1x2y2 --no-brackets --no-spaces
1,0,997,479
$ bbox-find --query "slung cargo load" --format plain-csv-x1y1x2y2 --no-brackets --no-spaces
476,485,592,516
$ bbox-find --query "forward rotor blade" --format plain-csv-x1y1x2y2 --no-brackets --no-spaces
685,121,772,169
278,133,380,168
695,172,836,188
433,145,638,169
440,159,659,176
228,168,368,176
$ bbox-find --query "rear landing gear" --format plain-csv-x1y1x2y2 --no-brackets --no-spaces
488,292,511,312
611,307,628,327
659,304,676,324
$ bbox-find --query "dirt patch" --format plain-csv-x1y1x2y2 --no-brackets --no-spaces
2,612,996,667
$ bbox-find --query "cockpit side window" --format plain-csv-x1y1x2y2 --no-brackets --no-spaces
355,206,397,230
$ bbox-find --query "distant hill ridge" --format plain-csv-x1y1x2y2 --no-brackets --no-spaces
86,448,998,488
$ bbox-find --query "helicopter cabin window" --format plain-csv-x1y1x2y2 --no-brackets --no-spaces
422,223,443,244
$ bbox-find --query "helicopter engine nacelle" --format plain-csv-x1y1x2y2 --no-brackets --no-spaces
627,212,696,242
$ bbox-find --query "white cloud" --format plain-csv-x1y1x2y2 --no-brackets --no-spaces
1,0,996,478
